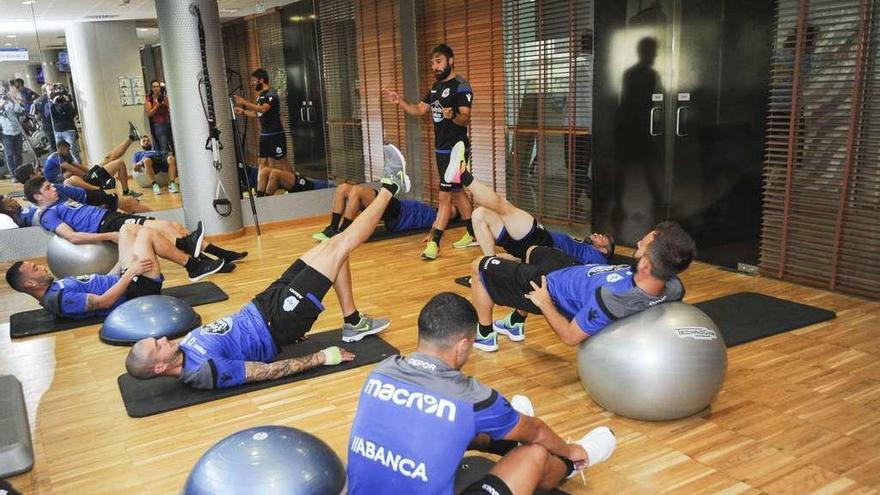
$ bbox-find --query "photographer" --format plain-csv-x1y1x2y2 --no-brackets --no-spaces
31,84,57,152
0,85,25,181
11,79,38,109
48,83,81,164
145,79,173,152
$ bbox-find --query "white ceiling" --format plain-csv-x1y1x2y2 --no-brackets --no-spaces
0,0,296,79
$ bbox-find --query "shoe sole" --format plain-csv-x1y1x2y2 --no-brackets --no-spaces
473,341,499,352
421,252,438,260
445,141,467,184
341,320,391,343
311,234,328,242
452,241,479,249
193,223,205,258
188,259,225,282
493,324,526,342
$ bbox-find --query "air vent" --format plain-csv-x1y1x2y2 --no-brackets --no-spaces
83,14,120,21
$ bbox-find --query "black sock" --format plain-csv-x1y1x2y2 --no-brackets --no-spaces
432,228,444,244
184,257,199,271
344,311,361,326
381,181,399,195
256,191,266,197
151,181,157,186
340,217,353,231
460,170,475,187
510,311,527,325
123,189,130,194
205,244,245,261
465,218,474,236
557,455,576,478
478,323,493,339
330,212,342,229
486,439,520,456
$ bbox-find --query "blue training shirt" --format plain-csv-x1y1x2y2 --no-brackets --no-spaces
39,200,108,233
53,183,88,203
548,231,608,264
17,203,37,227
177,302,278,390
132,150,166,164
387,200,437,233
347,353,520,495
41,274,121,319
547,264,685,336
43,152,71,183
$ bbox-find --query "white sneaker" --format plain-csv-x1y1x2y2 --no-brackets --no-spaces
576,426,616,467
510,395,534,417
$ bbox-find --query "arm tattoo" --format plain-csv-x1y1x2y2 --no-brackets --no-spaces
85,294,101,312
245,352,323,383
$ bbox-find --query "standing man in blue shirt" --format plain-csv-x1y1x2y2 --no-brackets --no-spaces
0,85,25,180
346,292,616,495
233,69,291,174
123,160,412,390
382,44,476,259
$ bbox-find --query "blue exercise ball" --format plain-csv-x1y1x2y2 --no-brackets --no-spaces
100,295,200,346
184,425,346,495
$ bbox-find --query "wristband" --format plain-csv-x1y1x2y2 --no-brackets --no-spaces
321,346,342,366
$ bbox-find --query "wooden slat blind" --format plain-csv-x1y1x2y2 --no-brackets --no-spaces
761,0,880,298
502,0,593,226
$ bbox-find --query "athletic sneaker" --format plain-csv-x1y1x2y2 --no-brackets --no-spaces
473,329,499,352
168,181,179,194
124,189,143,198
342,314,391,342
493,313,525,341
312,226,338,242
178,221,205,258
382,144,411,195
128,121,141,142
421,241,439,260
574,426,616,470
187,256,225,282
444,141,468,184
452,232,479,249
510,395,534,417
152,183,162,195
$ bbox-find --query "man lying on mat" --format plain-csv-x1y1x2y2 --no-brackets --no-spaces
470,222,696,352
4,224,193,319
123,150,411,390
312,181,459,242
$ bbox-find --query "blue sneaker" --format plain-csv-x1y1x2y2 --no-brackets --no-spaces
473,330,498,352
493,313,525,342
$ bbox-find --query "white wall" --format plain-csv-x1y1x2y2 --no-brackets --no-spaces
65,21,148,168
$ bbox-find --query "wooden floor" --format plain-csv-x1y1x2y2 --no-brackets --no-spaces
0,176,183,212
1,218,878,494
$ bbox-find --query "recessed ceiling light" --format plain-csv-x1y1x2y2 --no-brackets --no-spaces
7,35,17,38
22,0,37,4
3,43,12,46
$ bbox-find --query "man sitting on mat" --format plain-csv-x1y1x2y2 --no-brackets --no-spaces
312,182,457,242
5,224,187,319
470,222,696,352
43,126,142,197
123,150,411,390
346,292,616,495
133,135,179,195
14,164,151,215
24,177,244,278
255,166,332,197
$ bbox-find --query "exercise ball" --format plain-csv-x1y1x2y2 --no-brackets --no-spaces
184,425,346,495
133,169,169,188
576,302,727,421
100,295,200,346
47,235,119,278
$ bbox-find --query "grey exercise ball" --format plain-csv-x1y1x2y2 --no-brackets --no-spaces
46,235,119,278
576,302,727,421
133,169,169,188
184,425,346,495
100,295,201,346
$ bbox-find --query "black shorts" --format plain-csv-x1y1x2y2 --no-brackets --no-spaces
141,154,169,173
97,211,151,233
435,146,469,192
259,133,287,159
496,220,554,259
84,165,115,189
478,247,579,314
124,275,163,300
252,259,332,348
84,189,119,211
460,474,513,495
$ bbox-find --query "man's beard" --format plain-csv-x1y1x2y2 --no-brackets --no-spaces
142,143,153,151
434,64,452,81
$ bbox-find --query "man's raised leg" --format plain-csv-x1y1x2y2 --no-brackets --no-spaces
102,137,135,163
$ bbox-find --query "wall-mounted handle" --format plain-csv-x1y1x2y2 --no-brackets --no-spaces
676,106,688,137
649,107,662,136
300,107,306,122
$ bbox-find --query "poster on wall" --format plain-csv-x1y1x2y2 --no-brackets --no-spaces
0,48,29,62
118,76,145,106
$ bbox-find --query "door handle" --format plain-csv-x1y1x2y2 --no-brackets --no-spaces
649,107,662,136
307,107,315,122
300,107,306,122
676,106,688,137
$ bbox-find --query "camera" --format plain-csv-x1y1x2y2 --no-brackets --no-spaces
158,82,167,103
49,83,68,104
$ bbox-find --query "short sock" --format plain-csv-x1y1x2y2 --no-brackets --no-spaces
381,182,399,195
122,189,130,194
510,311,527,325
486,439,519,456
344,311,361,326
151,181,157,186
432,228,444,244
478,323,493,339
556,455,576,478
465,218,474,236
460,170,474,187
330,212,342,229
256,191,266,197
340,217,353,231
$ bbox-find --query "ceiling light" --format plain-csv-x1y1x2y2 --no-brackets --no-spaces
22,0,36,4
3,43,11,46
7,35,17,38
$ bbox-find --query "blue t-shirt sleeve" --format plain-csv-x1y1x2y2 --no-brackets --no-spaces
40,208,62,232
474,390,521,440
133,151,145,163
43,155,60,181
455,84,473,109
211,358,247,389
59,291,89,318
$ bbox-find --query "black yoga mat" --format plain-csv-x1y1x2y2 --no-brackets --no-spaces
9,282,228,339
366,218,467,243
117,329,399,417
454,456,570,495
694,292,836,347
